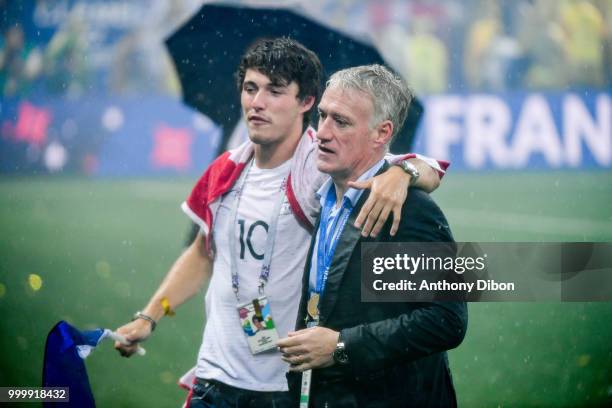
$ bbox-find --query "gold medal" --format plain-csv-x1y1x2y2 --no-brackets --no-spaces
307,293,320,320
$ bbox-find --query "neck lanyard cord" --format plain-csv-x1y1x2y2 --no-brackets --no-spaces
228,158,289,302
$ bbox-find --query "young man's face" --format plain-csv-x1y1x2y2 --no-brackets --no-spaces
241,69,311,147
316,85,379,181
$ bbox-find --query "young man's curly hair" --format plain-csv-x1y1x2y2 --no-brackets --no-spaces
236,38,323,129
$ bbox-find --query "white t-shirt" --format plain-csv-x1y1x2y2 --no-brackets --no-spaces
195,158,311,391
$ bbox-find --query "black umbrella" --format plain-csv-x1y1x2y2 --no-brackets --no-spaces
165,3,422,153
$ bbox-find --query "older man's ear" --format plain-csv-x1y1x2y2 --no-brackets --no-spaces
374,120,394,147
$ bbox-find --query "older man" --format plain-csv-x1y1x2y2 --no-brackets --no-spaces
278,65,468,407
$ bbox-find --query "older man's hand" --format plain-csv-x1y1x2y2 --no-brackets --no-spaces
277,327,339,372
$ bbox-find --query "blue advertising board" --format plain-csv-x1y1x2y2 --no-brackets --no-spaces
2,91,610,175
413,91,611,170
0,96,221,176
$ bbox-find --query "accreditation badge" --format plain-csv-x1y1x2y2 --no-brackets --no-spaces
237,296,279,354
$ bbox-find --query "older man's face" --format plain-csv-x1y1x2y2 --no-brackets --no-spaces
316,86,378,181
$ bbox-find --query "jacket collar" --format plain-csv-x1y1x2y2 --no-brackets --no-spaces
315,161,390,325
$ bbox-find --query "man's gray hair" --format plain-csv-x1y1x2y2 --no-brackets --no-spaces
326,64,413,140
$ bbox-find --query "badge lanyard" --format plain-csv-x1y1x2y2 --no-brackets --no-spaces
228,158,288,302
301,187,352,408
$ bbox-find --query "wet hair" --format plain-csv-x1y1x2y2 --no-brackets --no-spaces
236,37,323,128
326,64,413,144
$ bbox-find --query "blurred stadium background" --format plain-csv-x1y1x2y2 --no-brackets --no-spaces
1,0,611,406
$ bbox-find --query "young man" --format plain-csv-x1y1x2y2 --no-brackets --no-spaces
278,64,467,407
114,39,445,407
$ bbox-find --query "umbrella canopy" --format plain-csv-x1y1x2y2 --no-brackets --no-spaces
165,3,422,153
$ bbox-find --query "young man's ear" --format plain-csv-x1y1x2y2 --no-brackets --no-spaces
300,95,316,113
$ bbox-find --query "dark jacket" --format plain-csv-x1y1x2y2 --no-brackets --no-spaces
288,173,468,408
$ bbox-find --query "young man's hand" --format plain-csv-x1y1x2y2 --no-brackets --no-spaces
350,165,409,237
114,318,153,357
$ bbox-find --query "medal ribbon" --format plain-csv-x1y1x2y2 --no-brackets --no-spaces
315,186,353,297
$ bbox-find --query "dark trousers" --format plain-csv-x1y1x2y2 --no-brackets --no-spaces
188,378,294,408
287,369,457,408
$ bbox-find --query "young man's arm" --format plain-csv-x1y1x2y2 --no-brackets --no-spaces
350,156,442,238
406,157,441,192
114,232,212,357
